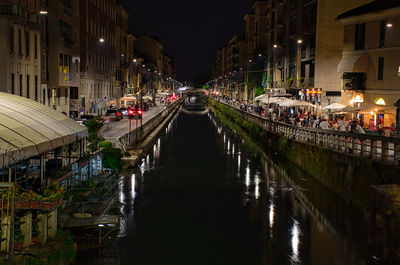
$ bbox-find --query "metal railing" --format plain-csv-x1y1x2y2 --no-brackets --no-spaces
213,99,400,164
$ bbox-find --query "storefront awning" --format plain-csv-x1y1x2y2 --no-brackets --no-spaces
0,93,88,167
337,54,365,73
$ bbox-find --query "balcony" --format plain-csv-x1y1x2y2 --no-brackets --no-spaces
342,72,366,90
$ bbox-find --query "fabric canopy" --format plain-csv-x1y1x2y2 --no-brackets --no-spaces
337,54,364,73
0,93,88,167
322,103,347,110
280,100,316,108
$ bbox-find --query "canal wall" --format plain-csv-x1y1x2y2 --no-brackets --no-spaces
123,98,184,167
209,99,400,213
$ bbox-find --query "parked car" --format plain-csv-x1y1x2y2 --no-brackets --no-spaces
105,109,122,122
76,114,97,125
119,107,129,116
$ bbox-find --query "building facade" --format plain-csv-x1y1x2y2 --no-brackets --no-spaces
315,0,371,106
79,0,121,114
337,0,400,126
0,0,42,103
135,35,164,96
42,0,81,115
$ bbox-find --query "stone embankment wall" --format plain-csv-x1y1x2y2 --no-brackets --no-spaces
209,99,400,212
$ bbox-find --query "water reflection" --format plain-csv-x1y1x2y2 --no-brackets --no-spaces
291,219,300,263
114,101,369,265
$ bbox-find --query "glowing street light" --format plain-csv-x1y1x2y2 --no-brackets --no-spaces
39,10,48,15
386,23,393,28
133,59,137,63
273,44,278,48
99,38,105,43
297,39,303,44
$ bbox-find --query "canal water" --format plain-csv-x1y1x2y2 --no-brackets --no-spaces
82,96,371,265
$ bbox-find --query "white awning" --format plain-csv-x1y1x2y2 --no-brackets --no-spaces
0,93,88,167
337,54,364,73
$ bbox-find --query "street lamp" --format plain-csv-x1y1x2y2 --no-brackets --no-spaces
99,38,105,43
39,10,48,15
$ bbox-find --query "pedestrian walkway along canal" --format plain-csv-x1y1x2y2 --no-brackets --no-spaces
82,96,371,265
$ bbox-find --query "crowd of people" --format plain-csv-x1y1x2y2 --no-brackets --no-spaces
218,96,368,134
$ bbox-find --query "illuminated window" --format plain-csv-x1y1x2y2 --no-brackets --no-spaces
374,97,386,105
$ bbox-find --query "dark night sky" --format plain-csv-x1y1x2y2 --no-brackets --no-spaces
123,0,254,82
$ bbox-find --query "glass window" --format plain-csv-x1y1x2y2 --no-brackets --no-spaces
355,23,366,50
378,57,384,80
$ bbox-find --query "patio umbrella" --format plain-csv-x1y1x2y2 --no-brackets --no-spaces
322,103,347,110
255,94,269,101
280,100,315,108
142,95,153,100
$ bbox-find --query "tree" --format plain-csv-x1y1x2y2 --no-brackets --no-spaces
85,117,104,152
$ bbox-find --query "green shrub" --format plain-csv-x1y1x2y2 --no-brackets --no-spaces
102,147,124,169
99,141,113,148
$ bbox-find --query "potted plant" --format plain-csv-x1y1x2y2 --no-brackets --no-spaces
42,182,65,210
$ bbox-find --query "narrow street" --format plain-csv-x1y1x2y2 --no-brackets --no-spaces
100,104,166,138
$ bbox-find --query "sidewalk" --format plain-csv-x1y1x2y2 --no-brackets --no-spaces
100,104,166,138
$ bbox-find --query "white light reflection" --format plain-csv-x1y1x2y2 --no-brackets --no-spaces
217,127,222,134
140,158,146,176
291,220,300,263
237,153,241,172
245,162,250,190
146,155,150,168
119,176,124,203
232,144,235,156
223,134,226,144
118,176,126,237
269,202,275,229
131,174,136,200
227,139,230,154
254,175,260,199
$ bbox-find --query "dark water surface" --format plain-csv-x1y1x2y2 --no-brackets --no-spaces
80,97,370,265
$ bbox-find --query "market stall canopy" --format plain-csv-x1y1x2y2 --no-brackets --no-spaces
331,106,359,113
255,94,269,101
280,100,316,108
120,95,137,101
142,96,153,100
259,97,286,104
322,103,347,110
0,93,88,167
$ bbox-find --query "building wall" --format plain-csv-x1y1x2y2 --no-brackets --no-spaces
0,2,41,103
339,7,400,125
47,0,80,114
79,0,119,114
315,0,371,105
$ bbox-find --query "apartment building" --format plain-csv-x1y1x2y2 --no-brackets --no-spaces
0,0,41,102
79,0,120,114
41,0,81,115
337,0,400,125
